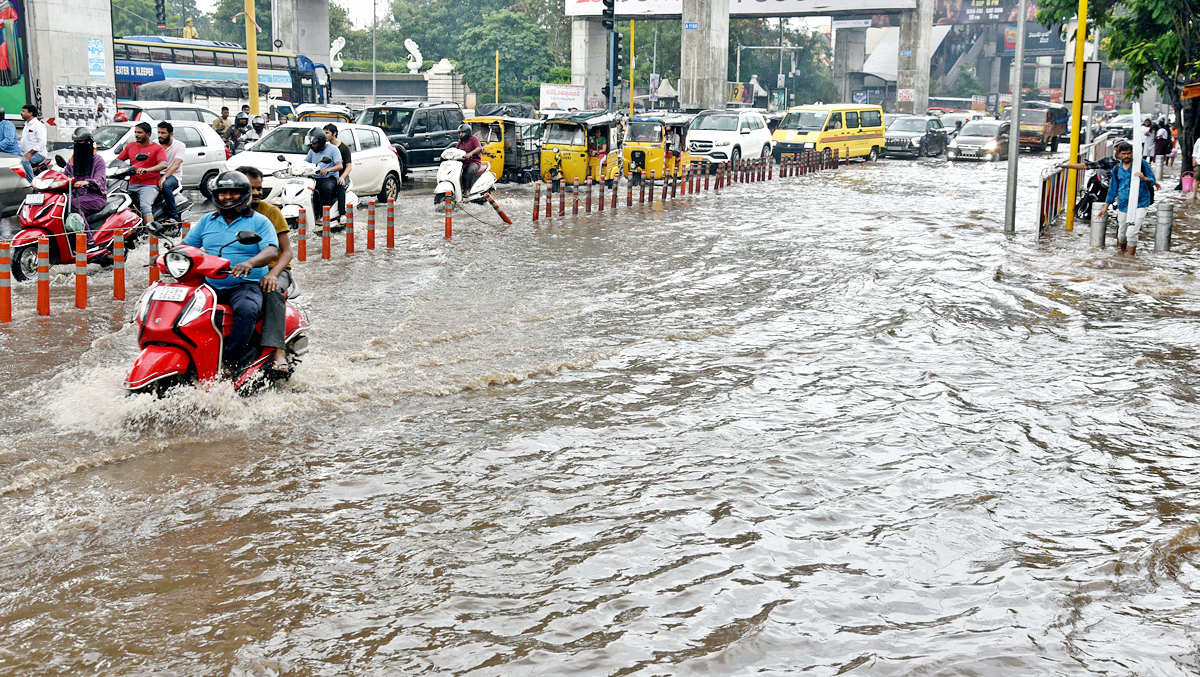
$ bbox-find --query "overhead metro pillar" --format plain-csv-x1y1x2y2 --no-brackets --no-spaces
271,0,330,70
572,18,608,109
896,0,934,114
679,0,730,110
833,28,867,104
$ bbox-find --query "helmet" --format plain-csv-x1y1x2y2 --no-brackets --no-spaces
308,130,327,150
235,112,249,126
72,127,93,143
114,112,128,122
212,170,253,218
251,115,265,129
458,123,473,137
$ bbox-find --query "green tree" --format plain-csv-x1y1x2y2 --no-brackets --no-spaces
1037,0,1199,174
111,0,180,38
457,10,555,103
726,19,836,105
203,0,275,52
951,70,983,98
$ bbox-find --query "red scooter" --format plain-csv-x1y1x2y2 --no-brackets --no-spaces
9,160,142,282
124,229,310,395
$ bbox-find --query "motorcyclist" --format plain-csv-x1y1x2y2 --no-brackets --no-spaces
225,111,250,150
304,129,342,224
63,127,108,227
181,171,279,368
455,123,483,192
243,115,267,142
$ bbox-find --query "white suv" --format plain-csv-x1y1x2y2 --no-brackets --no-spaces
686,109,773,165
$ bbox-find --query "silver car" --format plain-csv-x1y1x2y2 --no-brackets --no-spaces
0,152,31,217
54,121,228,196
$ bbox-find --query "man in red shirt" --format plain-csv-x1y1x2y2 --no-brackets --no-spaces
455,123,483,191
117,122,167,226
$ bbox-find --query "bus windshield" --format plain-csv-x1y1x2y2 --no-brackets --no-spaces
625,121,662,143
253,126,325,154
778,111,828,132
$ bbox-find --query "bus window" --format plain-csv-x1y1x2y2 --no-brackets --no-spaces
235,52,248,68
216,51,235,67
193,50,215,65
126,45,150,61
288,57,297,70
173,49,193,64
271,56,289,69
258,54,271,70
113,43,127,59
149,46,172,62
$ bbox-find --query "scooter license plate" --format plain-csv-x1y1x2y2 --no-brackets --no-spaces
25,193,44,206
153,286,188,302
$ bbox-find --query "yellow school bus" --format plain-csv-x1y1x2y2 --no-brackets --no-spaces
771,104,886,162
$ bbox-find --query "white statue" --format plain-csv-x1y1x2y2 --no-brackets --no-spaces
330,36,345,73
404,38,423,73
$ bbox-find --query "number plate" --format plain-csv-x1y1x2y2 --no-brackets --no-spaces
25,193,44,206
153,286,188,302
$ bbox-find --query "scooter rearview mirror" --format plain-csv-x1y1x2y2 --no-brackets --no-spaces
236,230,262,245
54,155,66,167
135,153,149,161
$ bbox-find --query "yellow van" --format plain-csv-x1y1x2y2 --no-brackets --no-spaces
771,104,885,163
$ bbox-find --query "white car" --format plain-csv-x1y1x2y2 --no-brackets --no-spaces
57,120,229,193
116,101,220,125
221,121,403,207
685,109,774,165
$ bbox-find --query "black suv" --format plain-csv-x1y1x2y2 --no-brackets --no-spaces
356,101,465,177
884,115,949,157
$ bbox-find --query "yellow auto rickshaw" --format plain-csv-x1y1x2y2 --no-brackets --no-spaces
622,113,694,180
466,116,543,183
540,111,623,188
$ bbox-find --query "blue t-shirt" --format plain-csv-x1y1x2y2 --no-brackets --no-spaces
0,121,20,156
305,145,341,177
1106,158,1155,211
183,210,279,289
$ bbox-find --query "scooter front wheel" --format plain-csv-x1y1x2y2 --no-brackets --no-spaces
10,243,39,283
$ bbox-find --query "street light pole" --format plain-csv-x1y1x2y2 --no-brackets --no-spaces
1003,0,1027,235
371,0,377,105
244,0,260,116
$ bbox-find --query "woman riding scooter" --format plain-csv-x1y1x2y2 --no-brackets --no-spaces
63,128,108,240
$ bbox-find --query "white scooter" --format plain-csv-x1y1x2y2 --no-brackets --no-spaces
267,154,358,229
434,147,496,207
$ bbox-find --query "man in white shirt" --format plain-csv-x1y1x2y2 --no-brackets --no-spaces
1140,119,1154,158
18,104,46,184
157,121,186,222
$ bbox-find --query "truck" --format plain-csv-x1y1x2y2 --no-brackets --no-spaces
1002,101,1069,152
133,79,270,118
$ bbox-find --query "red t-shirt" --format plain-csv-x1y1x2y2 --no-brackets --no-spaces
117,141,167,186
456,136,481,168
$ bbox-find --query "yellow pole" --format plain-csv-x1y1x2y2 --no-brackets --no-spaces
244,0,260,116
495,50,500,103
1063,0,1088,231
629,20,635,116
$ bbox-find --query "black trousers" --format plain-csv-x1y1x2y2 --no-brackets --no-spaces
261,269,292,350
312,176,338,221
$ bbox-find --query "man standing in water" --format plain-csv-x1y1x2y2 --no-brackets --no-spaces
1098,141,1158,256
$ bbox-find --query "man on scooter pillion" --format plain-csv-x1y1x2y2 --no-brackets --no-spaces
182,171,280,369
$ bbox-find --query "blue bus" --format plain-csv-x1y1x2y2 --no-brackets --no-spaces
113,36,327,104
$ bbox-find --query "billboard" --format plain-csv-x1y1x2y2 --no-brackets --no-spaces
566,0,915,17
935,0,1039,24
1003,24,1065,54
540,83,586,111
0,0,31,120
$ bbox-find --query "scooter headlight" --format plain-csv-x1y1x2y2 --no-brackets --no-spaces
135,286,155,323
164,249,193,279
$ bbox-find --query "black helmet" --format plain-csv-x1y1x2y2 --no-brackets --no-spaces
213,170,253,218
308,130,326,150
235,112,249,126
72,127,93,143
458,123,472,137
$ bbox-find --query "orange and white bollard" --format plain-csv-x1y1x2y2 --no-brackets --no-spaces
533,182,541,222
345,203,355,254
585,178,593,213
559,181,566,217
598,179,605,212
113,231,125,300
387,198,396,248
36,236,49,316
545,186,553,221
769,157,774,180
148,236,159,284
572,179,580,216
485,193,513,224
74,233,86,309
0,242,10,323
297,208,307,262
638,173,646,204
322,206,331,260
181,221,191,239
443,195,452,238
367,199,376,250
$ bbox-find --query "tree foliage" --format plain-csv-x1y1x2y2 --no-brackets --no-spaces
457,10,556,102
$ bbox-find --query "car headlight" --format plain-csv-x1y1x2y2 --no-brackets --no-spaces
712,140,731,147
948,139,958,148
982,140,997,150
164,249,193,279
911,138,921,146
803,142,815,149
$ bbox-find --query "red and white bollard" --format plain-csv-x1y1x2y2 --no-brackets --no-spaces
367,199,376,250
0,242,10,323
113,231,125,301
444,194,452,238
387,198,396,248
345,202,355,254
585,178,593,213
485,193,513,224
148,235,159,284
533,182,541,222
572,179,580,216
322,206,331,259
297,208,307,262
74,233,86,309
36,236,49,316
598,178,605,212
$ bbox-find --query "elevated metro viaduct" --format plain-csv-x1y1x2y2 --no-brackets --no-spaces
569,0,936,115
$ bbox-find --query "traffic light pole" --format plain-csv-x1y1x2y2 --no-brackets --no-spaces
608,31,616,112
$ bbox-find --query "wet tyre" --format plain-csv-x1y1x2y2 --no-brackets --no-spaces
378,173,401,203
10,243,37,282
731,147,741,163
868,147,879,162
199,170,219,200
760,145,771,159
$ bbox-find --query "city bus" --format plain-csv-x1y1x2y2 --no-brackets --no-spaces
113,36,327,105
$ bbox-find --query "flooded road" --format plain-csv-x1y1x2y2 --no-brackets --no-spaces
2,154,1200,675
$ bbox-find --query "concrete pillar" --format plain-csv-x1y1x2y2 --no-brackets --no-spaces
571,18,608,109
25,0,115,144
1035,56,1051,90
271,0,329,68
680,0,730,110
895,0,934,115
834,28,867,103
989,56,1002,93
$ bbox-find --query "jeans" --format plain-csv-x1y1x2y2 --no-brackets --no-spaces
127,184,160,219
160,175,180,221
20,152,44,184
260,270,292,350
312,176,338,222
215,282,263,366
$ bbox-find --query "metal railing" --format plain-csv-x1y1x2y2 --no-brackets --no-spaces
1038,132,1111,233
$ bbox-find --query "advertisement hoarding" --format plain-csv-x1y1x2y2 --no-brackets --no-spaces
935,0,1039,24
566,0,914,17
540,83,586,111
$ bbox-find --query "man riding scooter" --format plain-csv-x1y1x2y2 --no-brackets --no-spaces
182,171,280,369
456,124,483,192
304,130,342,225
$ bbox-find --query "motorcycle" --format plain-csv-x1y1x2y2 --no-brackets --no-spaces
266,154,357,229
1074,171,1110,220
434,147,496,207
124,227,310,396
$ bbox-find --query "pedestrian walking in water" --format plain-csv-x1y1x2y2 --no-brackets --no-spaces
1140,119,1155,159
1099,140,1158,256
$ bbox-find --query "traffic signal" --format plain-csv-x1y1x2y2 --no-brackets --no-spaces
602,83,611,100
601,0,615,30
155,0,167,29
612,30,623,76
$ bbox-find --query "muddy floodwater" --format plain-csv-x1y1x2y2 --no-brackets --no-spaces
2,155,1199,675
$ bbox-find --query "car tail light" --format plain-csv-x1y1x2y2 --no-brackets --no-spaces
389,146,398,157
11,166,24,178
225,146,231,160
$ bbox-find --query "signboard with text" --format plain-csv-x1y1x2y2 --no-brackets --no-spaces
935,0,1039,24
540,83,586,111
566,0,914,17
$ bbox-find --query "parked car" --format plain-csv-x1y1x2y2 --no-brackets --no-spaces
941,111,985,135
221,121,402,205
946,120,1010,161
116,101,220,125
685,109,773,166
884,116,949,157
356,101,465,178
51,120,229,197
1101,113,1137,140
0,152,31,217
